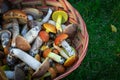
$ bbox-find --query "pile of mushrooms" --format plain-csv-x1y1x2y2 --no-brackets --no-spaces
0,6,78,80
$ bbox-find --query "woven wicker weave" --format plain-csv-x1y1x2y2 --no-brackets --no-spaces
8,0,89,80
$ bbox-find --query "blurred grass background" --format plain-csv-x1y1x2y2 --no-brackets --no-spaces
63,0,120,80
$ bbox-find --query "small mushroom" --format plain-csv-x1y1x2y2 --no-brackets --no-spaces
4,66,25,80
52,10,68,32
43,23,57,34
24,8,53,44
29,30,50,56
63,24,77,38
53,44,77,67
22,8,43,20
10,48,50,78
43,48,65,64
54,33,75,56
0,30,11,48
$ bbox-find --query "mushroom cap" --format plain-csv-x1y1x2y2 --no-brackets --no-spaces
22,8,43,20
55,63,65,74
43,48,51,58
48,67,57,78
43,23,57,33
16,35,31,51
54,33,68,45
63,24,77,38
14,66,25,80
52,10,68,23
0,30,11,37
64,55,77,67
3,9,27,24
39,31,49,42
32,57,50,78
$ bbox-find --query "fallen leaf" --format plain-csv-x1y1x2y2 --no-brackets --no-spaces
111,24,117,32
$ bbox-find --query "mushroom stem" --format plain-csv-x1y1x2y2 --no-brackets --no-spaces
11,48,41,70
4,71,14,79
42,8,52,23
0,30,11,48
61,40,75,56
43,48,65,64
53,43,69,59
29,36,43,57
56,15,62,32
23,8,52,44
11,19,19,47
21,24,29,36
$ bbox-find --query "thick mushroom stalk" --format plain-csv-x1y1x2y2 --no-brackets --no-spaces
24,8,52,44
29,30,49,56
43,48,65,64
3,9,28,47
10,48,50,78
0,30,11,48
52,11,68,32
11,19,19,47
54,33,75,56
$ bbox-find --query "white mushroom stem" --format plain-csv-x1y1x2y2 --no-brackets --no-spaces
61,40,75,56
42,8,52,23
11,20,19,47
4,71,14,79
11,48,41,70
48,20,66,30
23,8,52,44
21,24,29,36
29,36,43,56
53,44,69,59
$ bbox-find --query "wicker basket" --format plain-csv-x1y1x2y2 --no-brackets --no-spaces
8,0,89,80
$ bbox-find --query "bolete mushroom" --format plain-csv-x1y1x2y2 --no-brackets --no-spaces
53,43,77,67
3,9,28,47
29,30,49,57
43,48,65,64
23,8,53,44
63,24,77,38
10,48,50,78
0,30,11,48
43,23,57,34
54,33,75,56
52,10,68,32
22,8,43,20
54,63,65,74
4,66,25,80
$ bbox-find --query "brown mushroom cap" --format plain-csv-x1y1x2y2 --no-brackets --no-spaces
54,33,68,45
32,57,50,78
55,63,65,74
43,23,57,33
16,35,31,51
64,55,77,67
3,9,27,24
48,67,57,78
22,8,43,20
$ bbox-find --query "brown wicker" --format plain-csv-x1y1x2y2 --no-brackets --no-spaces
9,0,89,80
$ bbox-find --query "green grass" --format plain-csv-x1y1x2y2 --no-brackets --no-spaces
63,0,120,80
